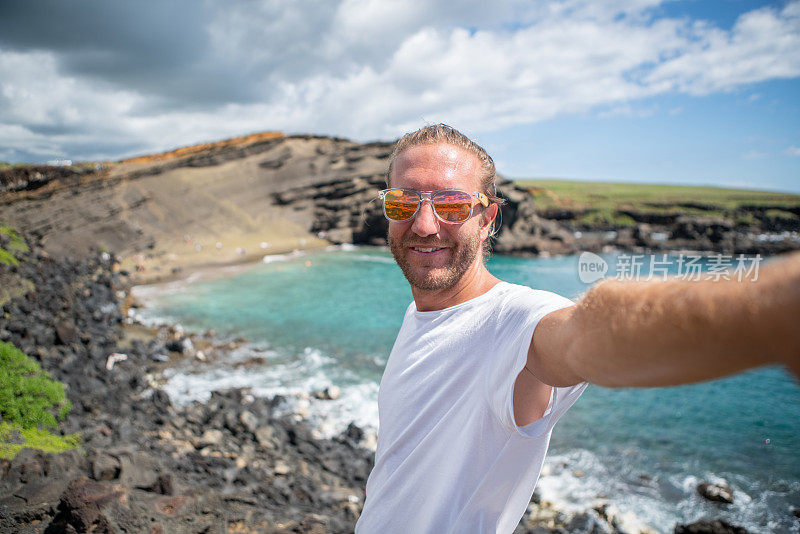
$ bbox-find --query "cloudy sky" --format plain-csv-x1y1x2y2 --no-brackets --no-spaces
1,0,799,192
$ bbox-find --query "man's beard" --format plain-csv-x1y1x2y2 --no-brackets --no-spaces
389,232,481,291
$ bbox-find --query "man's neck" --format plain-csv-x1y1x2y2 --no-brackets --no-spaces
412,262,501,312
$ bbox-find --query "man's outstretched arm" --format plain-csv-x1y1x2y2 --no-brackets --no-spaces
528,252,800,388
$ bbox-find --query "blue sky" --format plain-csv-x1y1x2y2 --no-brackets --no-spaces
1,0,798,192
481,78,800,191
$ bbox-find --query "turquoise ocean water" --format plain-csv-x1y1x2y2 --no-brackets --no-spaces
133,247,800,532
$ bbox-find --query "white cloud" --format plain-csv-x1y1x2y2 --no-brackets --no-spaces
0,49,145,159
1,0,800,161
644,3,800,94
785,146,800,157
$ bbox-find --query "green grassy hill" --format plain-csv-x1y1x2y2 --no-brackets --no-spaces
514,179,800,228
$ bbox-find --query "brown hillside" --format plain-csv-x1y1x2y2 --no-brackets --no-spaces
0,134,396,283
119,131,284,165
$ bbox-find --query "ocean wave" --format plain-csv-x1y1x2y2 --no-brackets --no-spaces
131,275,200,300
325,243,359,252
537,450,798,533
262,250,306,263
161,343,381,441
126,307,182,330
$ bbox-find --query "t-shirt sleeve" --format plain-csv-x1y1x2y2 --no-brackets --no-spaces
485,288,588,439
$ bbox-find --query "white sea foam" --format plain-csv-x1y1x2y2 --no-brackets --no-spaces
131,264,257,305
262,250,306,263
270,382,380,441
132,278,194,301
161,344,380,442
537,450,788,533
537,449,683,532
126,307,180,329
325,243,359,252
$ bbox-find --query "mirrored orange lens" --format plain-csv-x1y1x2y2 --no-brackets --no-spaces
433,191,472,222
384,190,419,221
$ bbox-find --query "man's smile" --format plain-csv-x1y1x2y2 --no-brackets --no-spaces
410,246,448,254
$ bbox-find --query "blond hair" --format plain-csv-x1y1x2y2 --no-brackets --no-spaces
387,123,505,208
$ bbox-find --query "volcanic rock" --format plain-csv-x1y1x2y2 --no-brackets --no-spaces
674,518,751,533
697,481,735,504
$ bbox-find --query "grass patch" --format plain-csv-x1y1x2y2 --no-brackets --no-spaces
734,213,756,227
764,208,799,220
0,223,29,266
577,209,637,227
517,179,800,211
517,179,800,227
0,248,16,266
0,341,72,427
0,275,34,308
0,341,79,459
0,162,30,171
0,422,81,459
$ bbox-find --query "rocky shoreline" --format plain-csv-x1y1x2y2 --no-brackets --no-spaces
0,235,376,532
0,233,765,533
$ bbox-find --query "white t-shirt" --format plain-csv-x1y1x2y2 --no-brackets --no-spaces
356,282,587,534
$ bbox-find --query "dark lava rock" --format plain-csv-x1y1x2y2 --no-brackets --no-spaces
45,476,122,533
0,235,376,532
674,518,751,534
54,320,77,345
0,164,91,194
565,510,612,533
345,422,364,443
89,452,120,481
164,337,193,354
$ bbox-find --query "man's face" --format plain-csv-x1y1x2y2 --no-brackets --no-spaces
387,143,491,291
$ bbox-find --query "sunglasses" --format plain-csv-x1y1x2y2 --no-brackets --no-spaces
378,188,489,223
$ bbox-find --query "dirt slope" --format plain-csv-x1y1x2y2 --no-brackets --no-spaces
0,134,395,282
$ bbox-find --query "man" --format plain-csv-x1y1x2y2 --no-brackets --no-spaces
355,124,800,533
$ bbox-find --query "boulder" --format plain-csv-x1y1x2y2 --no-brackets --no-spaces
165,337,193,355
239,410,259,434
313,385,341,400
45,476,123,533
255,426,276,450
197,429,224,448
697,481,734,504
90,453,120,481
344,422,364,443
117,452,160,491
151,389,172,414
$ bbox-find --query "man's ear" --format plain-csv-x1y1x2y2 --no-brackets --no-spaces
479,204,499,241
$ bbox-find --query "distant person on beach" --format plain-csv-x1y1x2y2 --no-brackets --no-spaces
354,124,800,533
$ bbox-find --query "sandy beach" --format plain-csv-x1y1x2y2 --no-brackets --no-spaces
119,224,330,286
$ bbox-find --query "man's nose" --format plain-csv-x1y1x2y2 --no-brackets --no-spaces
411,200,439,236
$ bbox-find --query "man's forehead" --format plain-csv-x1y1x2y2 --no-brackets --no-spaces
390,143,481,187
